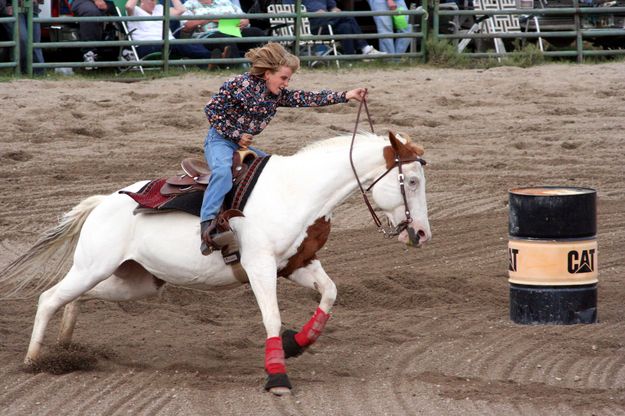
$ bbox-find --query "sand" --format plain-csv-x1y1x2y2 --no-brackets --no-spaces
1,63,625,415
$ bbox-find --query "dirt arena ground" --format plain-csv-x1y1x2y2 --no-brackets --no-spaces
1,63,624,415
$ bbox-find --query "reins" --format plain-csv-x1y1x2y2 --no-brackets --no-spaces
348,90,382,228
348,90,426,238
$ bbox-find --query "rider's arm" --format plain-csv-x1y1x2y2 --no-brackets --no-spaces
278,89,347,107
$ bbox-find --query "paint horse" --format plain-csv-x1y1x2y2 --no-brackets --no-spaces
0,132,431,395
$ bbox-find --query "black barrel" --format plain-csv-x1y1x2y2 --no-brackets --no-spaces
508,187,598,325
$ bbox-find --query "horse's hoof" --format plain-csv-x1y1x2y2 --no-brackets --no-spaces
282,329,305,359
265,373,292,393
269,386,292,396
22,357,40,372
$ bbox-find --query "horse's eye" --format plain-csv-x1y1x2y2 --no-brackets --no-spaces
408,176,419,188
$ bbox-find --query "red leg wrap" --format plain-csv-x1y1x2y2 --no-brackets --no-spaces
265,337,286,374
294,307,330,348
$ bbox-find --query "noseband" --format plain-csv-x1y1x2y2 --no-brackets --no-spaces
348,94,427,238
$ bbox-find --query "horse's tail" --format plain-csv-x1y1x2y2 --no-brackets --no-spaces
0,195,107,299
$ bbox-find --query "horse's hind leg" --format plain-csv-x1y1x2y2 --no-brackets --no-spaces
25,264,116,365
57,301,80,345
56,260,165,346
283,260,337,358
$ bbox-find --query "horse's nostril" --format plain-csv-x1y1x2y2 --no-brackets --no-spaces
418,229,426,238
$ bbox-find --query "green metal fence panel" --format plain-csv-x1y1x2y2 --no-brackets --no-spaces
9,3,427,75
435,1,625,62
4,0,625,76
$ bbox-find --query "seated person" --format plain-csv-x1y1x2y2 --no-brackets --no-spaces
180,0,265,57
0,0,45,74
125,0,226,64
237,0,271,33
302,0,385,56
71,0,117,67
0,0,12,62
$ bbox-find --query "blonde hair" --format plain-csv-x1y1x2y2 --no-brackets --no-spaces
245,43,300,77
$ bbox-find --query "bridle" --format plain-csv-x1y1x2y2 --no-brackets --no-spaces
348,91,427,238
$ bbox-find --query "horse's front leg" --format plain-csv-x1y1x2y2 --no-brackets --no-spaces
244,256,293,395
283,260,337,358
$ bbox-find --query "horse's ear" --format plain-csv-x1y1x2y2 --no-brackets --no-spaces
389,131,402,152
390,131,425,157
385,131,425,168
396,131,412,143
385,131,410,168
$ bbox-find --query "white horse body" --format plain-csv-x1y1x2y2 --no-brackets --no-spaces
1,132,431,395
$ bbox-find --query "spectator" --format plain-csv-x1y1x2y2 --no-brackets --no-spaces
125,0,227,65
19,0,44,74
180,0,265,58
301,0,385,56
367,0,411,54
0,0,45,74
71,0,116,68
0,0,12,61
237,0,271,33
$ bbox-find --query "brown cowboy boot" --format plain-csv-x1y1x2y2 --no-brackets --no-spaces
200,219,220,255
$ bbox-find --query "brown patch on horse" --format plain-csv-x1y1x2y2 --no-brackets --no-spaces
278,217,331,278
383,131,425,168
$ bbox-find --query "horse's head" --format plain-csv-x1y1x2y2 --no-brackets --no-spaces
370,131,431,247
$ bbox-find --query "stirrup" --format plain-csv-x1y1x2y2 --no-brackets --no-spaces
200,220,221,255
200,240,218,255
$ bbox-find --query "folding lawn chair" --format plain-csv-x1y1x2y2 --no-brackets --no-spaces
457,0,543,58
267,3,340,68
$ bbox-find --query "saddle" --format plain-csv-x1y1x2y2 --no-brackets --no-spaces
161,149,259,197
120,150,271,274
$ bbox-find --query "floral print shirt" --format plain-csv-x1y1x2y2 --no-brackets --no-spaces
205,72,348,142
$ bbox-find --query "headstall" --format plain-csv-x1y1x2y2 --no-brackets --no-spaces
348,90,427,238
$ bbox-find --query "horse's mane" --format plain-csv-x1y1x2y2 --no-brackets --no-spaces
294,131,424,156
295,131,386,155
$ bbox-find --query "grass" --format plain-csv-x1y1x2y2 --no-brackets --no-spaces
0,63,236,82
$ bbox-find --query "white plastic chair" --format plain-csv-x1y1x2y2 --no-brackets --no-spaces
457,0,543,57
267,3,340,68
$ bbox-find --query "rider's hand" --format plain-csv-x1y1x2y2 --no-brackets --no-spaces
346,88,368,102
239,133,254,149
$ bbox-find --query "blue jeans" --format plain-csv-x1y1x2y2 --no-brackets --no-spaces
310,16,368,55
18,14,44,75
367,0,411,54
136,43,217,69
200,128,267,222
71,0,116,54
